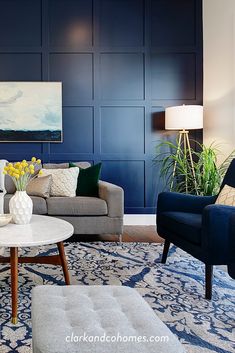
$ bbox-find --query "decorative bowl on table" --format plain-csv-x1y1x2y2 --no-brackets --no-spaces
0,214,12,227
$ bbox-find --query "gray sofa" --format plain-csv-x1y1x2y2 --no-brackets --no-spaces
4,162,124,239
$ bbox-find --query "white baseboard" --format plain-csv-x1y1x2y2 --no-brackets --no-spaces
124,214,156,226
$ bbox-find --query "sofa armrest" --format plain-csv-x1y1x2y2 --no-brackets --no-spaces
157,191,216,214
98,181,124,218
202,204,235,263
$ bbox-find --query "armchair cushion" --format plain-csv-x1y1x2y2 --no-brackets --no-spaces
158,212,202,245
215,184,235,206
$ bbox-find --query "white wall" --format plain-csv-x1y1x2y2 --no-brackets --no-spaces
203,0,235,162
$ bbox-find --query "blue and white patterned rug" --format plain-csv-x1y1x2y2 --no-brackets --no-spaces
0,242,234,353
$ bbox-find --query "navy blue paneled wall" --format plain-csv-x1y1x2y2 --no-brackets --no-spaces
0,0,203,213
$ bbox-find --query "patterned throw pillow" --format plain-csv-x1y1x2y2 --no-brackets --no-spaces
39,167,79,197
215,184,235,206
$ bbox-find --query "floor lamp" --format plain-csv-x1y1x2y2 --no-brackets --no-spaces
165,105,203,194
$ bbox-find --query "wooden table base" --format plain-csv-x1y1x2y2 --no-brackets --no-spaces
0,241,70,324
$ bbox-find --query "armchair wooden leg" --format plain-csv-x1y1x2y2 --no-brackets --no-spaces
205,264,213,300
161,240,170,264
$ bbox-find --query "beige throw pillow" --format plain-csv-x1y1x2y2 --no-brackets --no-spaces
215,184,235,206
27,175,52,198
40,167,79,197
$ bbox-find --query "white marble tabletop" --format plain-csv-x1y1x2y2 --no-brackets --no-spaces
0,215,74,247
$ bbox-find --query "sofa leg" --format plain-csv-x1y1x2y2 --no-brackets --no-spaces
205,265,213,300
118,234,122,243
161,240,170,264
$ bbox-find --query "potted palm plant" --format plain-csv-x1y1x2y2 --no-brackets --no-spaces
155,140,235,196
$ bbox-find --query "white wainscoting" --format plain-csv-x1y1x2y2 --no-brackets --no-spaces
124,214,156,226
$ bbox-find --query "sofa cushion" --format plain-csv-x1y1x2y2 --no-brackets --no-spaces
40,167,79,197
4,194,47,215
158,211,202,245
4,175,16,194
47,196,108,216
70,162,102,197
27,175,52,198
43,162,91,169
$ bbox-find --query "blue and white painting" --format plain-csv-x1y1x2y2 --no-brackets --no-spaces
0,82,62,142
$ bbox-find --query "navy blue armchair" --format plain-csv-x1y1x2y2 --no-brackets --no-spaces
157,159,235,299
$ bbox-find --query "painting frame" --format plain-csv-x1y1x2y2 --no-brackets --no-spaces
0,81,63,143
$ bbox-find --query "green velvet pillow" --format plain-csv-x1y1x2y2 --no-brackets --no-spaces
69,162,102,197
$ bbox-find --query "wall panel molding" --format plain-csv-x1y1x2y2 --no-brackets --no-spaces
0,0,202,213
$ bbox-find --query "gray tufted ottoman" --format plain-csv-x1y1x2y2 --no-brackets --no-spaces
32,285,185,353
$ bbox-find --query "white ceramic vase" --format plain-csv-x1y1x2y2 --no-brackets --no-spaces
9,191,33,225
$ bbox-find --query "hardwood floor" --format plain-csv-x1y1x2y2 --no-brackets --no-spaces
122,225,162,243
67,226,163,243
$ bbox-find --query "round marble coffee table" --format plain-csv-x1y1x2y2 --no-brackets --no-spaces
0,215,74,324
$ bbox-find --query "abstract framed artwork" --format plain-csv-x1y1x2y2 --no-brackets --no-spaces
0,82,62,142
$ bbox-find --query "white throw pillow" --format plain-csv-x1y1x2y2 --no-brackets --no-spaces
215,184,235,206
40,167,79,197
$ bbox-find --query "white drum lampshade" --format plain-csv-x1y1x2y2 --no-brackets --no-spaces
165,105,203,130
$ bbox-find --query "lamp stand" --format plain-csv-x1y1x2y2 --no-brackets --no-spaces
170,129,198,195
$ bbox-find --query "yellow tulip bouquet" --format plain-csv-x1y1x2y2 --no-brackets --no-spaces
3,157,42,191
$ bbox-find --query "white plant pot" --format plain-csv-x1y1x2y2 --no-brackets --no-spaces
9,191,33,225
